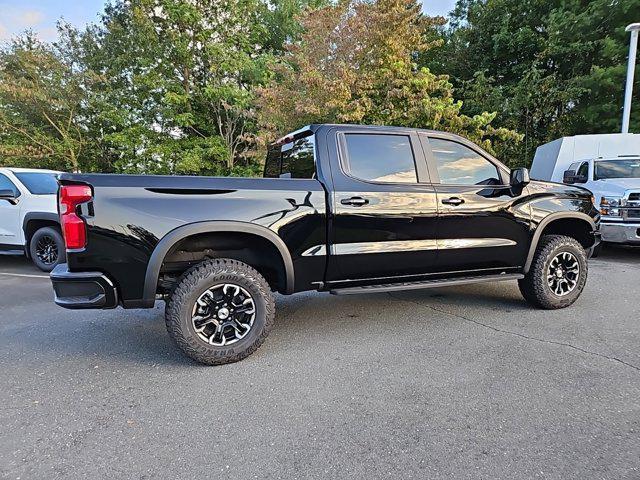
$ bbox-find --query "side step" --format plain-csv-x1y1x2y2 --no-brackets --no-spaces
329,273,524,295
0,250,24,256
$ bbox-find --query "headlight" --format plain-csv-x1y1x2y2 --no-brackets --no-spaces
600,196,623,217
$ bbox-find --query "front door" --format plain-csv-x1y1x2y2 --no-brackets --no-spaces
421,134,531,273
326,128,439,284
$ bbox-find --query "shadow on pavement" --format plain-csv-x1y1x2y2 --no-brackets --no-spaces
0,255,43,274
2,243,637,367
595,244,640,264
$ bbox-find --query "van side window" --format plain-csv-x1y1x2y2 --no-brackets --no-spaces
576,162,589,179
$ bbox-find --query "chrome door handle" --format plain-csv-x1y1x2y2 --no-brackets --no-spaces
341,196,369,207
442,197,464,206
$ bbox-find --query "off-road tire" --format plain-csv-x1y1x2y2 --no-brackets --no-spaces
518,234,588,310
29,226,65,272
165,258,275,365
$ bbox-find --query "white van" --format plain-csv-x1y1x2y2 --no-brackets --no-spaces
531,133,640,245
0,168,64,271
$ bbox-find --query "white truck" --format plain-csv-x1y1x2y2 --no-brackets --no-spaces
531,133,640,247
0,167,65,271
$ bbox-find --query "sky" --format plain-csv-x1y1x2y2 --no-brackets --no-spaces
0,0,458,42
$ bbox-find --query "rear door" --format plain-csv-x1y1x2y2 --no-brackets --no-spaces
325,127,439,284
421,134,530,272
0,173,23,247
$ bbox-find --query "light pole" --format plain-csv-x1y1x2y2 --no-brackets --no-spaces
622,23,640,133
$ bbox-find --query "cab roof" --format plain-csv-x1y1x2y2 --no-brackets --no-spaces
0,167,62,174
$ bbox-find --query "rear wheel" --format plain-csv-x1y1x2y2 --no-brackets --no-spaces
518,234,588,309
29,226,65,272
165,258,275,365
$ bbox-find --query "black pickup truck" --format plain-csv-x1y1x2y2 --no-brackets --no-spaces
51,124,601,365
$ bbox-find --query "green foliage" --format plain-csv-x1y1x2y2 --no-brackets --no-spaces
428,0,640,166
258,0,521,154
259,0,330,53
1,0,637,173
77,0,273,175
0,33,99,171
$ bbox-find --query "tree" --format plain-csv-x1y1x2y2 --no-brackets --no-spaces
259,0,330,53
0,33,98,171
431,0,640,165
72,0,274,175
257,0,520,156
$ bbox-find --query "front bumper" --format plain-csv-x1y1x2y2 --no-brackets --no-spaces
50,263,118,309
601,222,640,244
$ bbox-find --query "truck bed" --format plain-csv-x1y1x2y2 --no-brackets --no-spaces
59,173,328,304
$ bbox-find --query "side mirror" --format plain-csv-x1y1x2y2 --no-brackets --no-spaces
563,170,587,184
563,169,576,184
510,167,530,188
0,189,18,204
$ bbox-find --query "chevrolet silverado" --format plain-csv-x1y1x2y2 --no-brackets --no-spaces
50,124,601,365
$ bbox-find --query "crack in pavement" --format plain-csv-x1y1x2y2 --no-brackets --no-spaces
387,292,640,373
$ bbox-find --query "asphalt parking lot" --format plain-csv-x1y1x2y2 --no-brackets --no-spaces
1,249,639,480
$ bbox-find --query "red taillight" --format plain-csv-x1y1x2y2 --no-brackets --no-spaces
59,184,92,250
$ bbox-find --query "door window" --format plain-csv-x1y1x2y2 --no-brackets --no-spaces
13,172,58,194
264,134,316,179
576,162,589,181
568,162,581,172
429,138,501,185
342,134,417,184
0,174,20,197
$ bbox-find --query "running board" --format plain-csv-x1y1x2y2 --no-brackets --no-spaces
329,273,524,295
0,249,24,256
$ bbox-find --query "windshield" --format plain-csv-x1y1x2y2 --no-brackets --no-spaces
594,159,640,180
13,172,59,195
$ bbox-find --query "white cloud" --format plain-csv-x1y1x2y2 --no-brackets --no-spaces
0,5,47,41
17,9,45,27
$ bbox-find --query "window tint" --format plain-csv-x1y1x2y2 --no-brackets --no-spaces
14,172,58,194
595,159,640,180
430,138,501,185
0,174,20,197
264,134,316,179
281,136,315,179
343,134,417,183
264,147,281,178
576,162,589,178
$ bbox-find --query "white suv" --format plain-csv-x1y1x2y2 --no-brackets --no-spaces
0,168,64,271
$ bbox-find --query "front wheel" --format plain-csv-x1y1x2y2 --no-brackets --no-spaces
518,234,588,309
165,258,275,365
29,226,65,272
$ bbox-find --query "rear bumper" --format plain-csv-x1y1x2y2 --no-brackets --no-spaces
50,263,118,309
601,222,640,244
